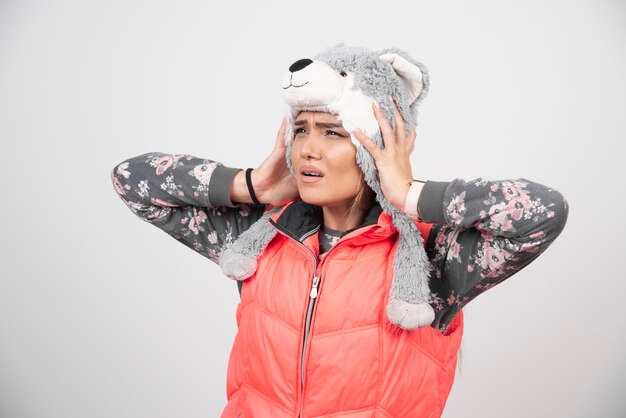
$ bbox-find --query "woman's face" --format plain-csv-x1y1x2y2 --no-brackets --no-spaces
290,111,365,210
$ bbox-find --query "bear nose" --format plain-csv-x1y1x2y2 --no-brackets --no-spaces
289,58,313,73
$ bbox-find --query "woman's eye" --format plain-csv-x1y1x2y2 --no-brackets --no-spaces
326,130,345,137
294,128,306,135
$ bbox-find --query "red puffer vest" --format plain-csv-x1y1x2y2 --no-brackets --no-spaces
221,200,464,418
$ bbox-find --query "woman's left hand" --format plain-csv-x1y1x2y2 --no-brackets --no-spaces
352,99,416,211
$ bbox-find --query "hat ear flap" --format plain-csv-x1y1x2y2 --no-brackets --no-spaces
219,206,282,280
379,53,425,106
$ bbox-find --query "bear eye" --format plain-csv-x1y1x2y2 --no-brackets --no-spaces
339,71,347,77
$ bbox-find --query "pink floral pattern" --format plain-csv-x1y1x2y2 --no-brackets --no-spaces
427,177,569,332
112,153,266,263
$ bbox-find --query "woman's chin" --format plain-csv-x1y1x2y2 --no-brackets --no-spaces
297,189,327,207
299,195,326,207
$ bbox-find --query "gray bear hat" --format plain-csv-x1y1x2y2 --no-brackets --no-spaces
220,43,435,330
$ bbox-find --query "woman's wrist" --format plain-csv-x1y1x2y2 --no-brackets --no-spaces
230,169,251,203
230,169,267,204
403,180,426,220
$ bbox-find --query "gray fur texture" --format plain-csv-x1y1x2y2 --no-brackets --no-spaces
218,206,281,280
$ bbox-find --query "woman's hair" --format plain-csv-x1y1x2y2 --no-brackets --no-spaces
340,171,376,231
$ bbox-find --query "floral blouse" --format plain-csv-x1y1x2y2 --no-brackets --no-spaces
111,152,569,332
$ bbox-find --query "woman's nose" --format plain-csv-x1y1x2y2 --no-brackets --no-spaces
299,135,322,160
289,58,313,73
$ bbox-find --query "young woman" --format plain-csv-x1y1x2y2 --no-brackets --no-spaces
111,48,569,417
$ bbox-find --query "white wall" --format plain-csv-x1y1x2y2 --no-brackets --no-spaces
0,0,624,417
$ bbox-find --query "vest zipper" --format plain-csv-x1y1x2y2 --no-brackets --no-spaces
297,245,319,418
301,274,319,387
268,218,378,417
268,219,320,418
297,242,348,417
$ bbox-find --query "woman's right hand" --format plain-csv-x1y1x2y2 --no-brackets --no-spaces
251,118,299,206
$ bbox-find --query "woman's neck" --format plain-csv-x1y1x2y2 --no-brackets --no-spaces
321,205,365,231
320,188,377,231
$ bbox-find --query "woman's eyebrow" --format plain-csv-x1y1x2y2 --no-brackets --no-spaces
294,120,345,129
316,122,344,129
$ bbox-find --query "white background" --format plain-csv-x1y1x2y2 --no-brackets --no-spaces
1,0,624,417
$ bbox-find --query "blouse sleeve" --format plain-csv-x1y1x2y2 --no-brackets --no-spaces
417,178,569,334
111,152,267,264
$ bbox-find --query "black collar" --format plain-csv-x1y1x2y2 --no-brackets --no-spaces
270,200,383,242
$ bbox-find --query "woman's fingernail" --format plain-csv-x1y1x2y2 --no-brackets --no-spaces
373,101,380,110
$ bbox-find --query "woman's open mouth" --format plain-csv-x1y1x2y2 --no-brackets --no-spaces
300,165,324,183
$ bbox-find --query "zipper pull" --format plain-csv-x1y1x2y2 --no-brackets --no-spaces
309,276,320,298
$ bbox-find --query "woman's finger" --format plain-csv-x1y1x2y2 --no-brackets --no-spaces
407,128,416,152
390,98,407,143
352,129,382,159
274,118,287,150
372,101,396,150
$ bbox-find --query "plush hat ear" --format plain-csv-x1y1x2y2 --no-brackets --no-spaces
379,52,425,106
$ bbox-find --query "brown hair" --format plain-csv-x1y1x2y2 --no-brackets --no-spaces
340,171,376,231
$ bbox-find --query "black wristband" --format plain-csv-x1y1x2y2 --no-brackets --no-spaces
245,168,261,205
